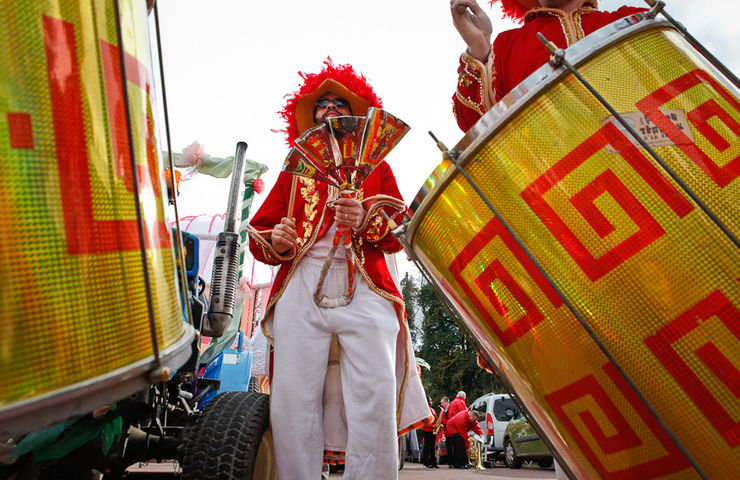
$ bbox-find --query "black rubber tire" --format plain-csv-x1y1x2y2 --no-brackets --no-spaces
504,439,523,469
181,391,269,480
247,377,261,393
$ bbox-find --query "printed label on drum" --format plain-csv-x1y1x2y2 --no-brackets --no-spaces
601,109,694,153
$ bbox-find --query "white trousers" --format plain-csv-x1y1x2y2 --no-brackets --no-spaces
271,256,400,480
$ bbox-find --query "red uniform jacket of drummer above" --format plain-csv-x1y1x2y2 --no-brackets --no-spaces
446,410,483,449
453,0,646,132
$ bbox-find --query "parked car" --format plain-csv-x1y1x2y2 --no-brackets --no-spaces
503,410,553,469
469,393,518,466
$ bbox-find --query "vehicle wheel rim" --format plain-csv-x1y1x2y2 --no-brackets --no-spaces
506,443,514,465
253,427,277,479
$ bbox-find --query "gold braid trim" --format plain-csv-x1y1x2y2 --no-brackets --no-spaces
455,50,495,115
573,10,587,41
355,194,405,242
352,235,366,266
524,0,597,22
246,225,297,263
528,2,598,46
299,178,319,247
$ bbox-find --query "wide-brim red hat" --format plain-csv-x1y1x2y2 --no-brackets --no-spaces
490,0,539,21
279,58,382,146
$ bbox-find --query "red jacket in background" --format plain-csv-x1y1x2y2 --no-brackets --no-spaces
447,397,467,420
421,406,438,432
446,410,483,449
453,0,646,132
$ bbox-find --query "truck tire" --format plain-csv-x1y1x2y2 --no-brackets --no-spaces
181,391,274,479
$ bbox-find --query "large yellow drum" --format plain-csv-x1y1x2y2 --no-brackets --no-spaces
0,0,192,438
409,15,739,480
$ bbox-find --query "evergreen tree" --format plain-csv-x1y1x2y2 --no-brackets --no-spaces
412,276,503,403
400,272,421,347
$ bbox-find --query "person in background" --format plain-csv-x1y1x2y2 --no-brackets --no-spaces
446,409,483,469
450,0,646,132
247,59,431,480
445,391,467,466
438,396,451,465
447,391,467,418
420,397,439,468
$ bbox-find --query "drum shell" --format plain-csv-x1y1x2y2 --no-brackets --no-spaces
410,19,740,480
0,0,188,435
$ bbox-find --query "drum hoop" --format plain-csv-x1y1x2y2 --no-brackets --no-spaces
0,324,196,440
407,15,676,243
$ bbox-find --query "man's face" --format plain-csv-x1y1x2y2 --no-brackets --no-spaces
441,398,449,408
313,92,352,126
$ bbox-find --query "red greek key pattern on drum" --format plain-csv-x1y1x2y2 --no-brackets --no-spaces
7,112,34,149
637,69,740,188
100,40,160,198
44,15,169,255
644,289,740,447
449,217,563,347
520,122,693,281
545,362,690,479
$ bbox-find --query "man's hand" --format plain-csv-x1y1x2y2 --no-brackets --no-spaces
450,0,493,62
333,197,365,229
271,217,298,254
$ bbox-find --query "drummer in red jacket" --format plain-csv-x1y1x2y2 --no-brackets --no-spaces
450,0,646,132
446,409,483,469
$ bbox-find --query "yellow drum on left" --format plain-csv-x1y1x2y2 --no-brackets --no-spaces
0,0,192,438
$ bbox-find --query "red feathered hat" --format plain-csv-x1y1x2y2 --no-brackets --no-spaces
489,0,539,21
279,58,382,146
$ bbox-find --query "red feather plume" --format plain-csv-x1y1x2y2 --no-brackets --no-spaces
278,58,382,147
489,0,535,22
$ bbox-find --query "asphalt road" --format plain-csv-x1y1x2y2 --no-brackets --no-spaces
330,461,556,479
121,459,556,479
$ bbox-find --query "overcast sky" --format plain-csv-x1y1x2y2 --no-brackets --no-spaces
152,0,740,283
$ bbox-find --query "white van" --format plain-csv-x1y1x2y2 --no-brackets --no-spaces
469,393,518,466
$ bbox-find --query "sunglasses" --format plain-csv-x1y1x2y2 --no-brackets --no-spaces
315,97,349,109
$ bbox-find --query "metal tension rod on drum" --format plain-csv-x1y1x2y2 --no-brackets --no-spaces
114,0,161,370
382,206,578,480
536,33,711,480
644,0,740,89
153,3,195,330
538,32,740,253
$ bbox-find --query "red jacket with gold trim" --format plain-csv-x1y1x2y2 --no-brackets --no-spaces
453,1,645,132
247,160,407,317
421,406,438,432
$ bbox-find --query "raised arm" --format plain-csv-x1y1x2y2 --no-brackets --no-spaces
450,0,493,62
